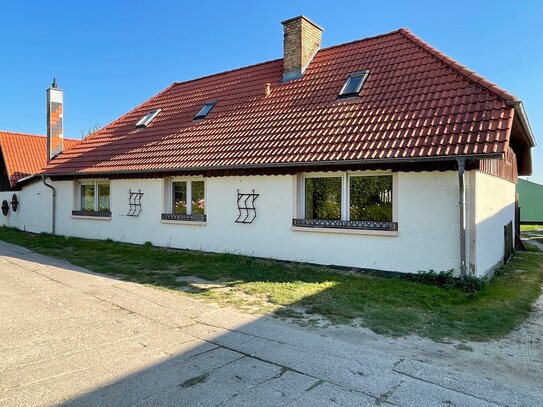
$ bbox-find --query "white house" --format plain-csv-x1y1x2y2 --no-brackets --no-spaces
1,16,536,278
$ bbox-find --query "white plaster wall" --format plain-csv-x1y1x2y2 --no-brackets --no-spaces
49,171,461,274
0,181,52,233
473,171,515,277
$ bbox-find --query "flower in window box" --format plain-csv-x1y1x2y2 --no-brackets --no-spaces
195,199,205,209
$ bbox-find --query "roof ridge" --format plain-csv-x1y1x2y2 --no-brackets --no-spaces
0,130,80,141
172,58,282,88
0,130,44,139
397,28,518,102
319,28,406,53
76,82,180,143
170,29,405,89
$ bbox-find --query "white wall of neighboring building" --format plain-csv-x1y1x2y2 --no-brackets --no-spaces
38,170,462,274
472,171,516,277
0,181,52,233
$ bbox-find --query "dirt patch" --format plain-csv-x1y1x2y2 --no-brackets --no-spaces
175,275,228,292
293,241,543,397
174,266,543,396
175,275,278,314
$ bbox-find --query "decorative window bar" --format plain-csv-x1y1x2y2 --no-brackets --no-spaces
161,213,206,222
292,218,398,231
235,189,259,224
72,210,112,217
126,189,144,217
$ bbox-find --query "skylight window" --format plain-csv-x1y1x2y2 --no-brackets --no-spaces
194,101,217,120
338,70,369,98
136,109,161,128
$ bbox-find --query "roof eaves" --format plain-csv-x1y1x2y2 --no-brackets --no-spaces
507,100,537,147
15,173,38,186
398,28,518,103
42,153,504,178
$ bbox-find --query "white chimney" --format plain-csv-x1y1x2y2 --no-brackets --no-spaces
46,78,64,161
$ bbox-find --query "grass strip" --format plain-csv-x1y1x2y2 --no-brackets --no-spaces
1,226,542,341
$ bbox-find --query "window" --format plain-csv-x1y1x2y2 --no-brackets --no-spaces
162,178,206,222
136,109,161,128
338,70,369,98
305,177,342,220
194,101,216,119
294,172,397,231
349,176,392,222
73,181,111,217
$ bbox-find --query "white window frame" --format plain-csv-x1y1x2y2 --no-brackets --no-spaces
72,179,111,219
298,172,346,220
161,176,207,225
294,171,398,235
346,171,397,222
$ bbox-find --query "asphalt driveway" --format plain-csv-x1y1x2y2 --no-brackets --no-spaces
0,240,541,406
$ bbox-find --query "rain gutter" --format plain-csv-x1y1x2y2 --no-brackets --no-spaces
41,175,56,235
456,157,467,278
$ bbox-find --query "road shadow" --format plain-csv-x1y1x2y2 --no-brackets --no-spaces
1,239,542,406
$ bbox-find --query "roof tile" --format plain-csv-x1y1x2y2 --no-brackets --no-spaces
0,132,79,186
43,29,516,175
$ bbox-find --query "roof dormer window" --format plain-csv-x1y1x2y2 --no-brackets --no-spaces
338,70,369,98
194,101,217,120
136,109,161,128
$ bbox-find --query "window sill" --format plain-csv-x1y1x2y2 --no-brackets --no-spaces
291,226,398,236
292,218,398,236
161,220,207,226
71,210,112,221
161,213,206,225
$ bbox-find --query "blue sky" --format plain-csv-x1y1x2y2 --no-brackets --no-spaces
1,1,542,182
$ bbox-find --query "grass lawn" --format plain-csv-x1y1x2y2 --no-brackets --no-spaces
1,227,542,342
520,224,543,232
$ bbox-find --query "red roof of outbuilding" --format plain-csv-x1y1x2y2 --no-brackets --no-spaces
43,28,521,176
0,131,80,186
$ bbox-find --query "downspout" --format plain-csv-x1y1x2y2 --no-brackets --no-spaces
41,175,56,235
456,158,467,279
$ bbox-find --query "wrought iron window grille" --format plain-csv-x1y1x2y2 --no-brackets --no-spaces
72,210,112,218
235,189,259,224
292,218,398,231
122,189,144,217
161,213,207,222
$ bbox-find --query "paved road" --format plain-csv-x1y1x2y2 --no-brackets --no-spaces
0,241,541,407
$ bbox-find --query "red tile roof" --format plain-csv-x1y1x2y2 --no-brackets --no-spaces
0,131,80,186
44,28,520,176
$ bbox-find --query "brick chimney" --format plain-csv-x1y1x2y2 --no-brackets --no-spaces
281,16,323,82
46,79,63,161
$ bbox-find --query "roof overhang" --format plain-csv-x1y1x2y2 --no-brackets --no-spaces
42,153,504,179
15,173,42,187
505,100,536,176
507,100,537,147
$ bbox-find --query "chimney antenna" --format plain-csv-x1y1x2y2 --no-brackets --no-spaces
52,78,57,88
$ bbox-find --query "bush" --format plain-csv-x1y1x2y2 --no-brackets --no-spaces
459,275,486,295
405,269,485,293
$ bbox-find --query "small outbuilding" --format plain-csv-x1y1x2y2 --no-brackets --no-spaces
517,179,543,224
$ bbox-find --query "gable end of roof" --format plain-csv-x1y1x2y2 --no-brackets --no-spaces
398,28,518,103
